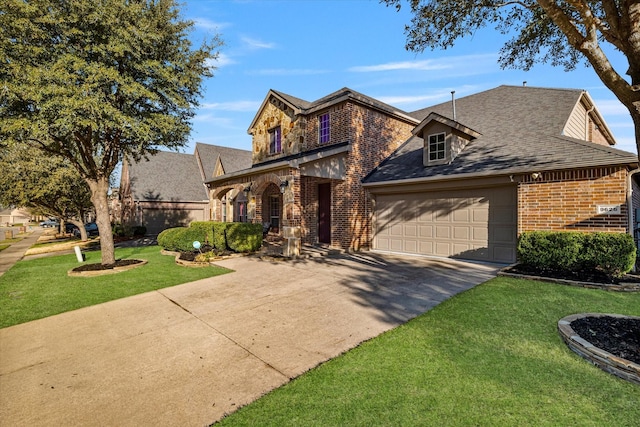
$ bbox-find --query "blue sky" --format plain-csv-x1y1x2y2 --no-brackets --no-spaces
181,0,637,155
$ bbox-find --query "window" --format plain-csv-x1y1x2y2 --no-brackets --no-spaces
428,133,446,161
269,195,280,230
269,126,282,154
319,113,330,144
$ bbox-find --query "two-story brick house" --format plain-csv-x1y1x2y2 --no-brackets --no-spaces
205,88,417,256
206,85,639,262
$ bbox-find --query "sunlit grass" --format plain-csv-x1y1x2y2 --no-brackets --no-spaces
0,245,231,328
217,277,640,426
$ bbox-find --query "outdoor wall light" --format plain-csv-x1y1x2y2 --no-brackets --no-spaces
280,180,289,194
243,183,252,195
531,172,541,180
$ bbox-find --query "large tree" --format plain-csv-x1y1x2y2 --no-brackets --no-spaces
0,0,220,265
0,144,95,240
383,0,640,156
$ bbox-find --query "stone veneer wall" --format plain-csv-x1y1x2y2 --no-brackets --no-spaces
518,166,630,234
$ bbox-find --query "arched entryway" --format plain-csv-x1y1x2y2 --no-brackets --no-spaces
261,183,283,234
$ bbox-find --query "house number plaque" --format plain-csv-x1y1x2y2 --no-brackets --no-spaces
596,205,621,215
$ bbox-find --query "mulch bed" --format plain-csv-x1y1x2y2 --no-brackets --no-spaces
570,316,640,365
505,264,640,285
72,259,145,272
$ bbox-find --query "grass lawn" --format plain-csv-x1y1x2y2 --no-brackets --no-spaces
0,245,231,328
217,276,640,427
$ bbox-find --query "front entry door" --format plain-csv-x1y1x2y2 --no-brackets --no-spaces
318,183,331,244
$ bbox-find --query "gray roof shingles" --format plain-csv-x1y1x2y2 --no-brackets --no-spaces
365,85,637,184
127,143,251,202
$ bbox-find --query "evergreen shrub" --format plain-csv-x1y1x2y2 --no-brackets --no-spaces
517,231,636,278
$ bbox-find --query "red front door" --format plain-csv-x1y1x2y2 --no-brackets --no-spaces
318,183,331,244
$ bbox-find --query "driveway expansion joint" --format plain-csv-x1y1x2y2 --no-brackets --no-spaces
157,289,290,380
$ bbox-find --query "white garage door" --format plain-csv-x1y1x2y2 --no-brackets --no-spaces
373,186,517,263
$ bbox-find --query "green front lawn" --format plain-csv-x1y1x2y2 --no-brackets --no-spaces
217,277,640,426
0,245,231,328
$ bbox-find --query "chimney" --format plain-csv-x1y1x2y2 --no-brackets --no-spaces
523,81,527,87
451,91,456,121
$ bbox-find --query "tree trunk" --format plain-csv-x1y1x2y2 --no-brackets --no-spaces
68,218,88,241
87,177,115,265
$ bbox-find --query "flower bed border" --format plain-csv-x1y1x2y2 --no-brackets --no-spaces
499,266,640,292
160,249,242,267
68,259,147,277
558,313,640,385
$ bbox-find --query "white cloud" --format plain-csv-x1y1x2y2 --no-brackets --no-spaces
349,60,448,73
241,36,276,50
199,100,261,112
348,54,499,73
206,53,236,68
193,18,229,31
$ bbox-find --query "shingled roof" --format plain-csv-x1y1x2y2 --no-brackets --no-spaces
195,143,253,180
127,151,207,202
124,143,252,202
249,87,417,132
364,85,637,185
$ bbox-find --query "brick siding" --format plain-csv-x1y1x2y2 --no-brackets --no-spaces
518,167,630,234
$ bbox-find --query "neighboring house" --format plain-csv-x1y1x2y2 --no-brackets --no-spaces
119,143,252,235
0,207,32,226
205,85,639,262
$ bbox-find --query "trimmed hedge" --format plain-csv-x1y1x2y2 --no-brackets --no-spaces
158,221,263,253
517,231,636,278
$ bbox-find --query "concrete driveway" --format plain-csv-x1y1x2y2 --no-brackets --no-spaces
0,252,499,426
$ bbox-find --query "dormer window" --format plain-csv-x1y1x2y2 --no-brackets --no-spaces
319,113,330,144
428,132,446,161
269,126,282,155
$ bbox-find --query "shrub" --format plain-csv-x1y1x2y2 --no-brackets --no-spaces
518,231,636,278
580,232,636,277
189,221,216,247
517,231,583,271
157,222,262,253
157,227,186,251
225,223,263,252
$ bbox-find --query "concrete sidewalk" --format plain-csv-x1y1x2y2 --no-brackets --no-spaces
0,252,499,426
0,228,45,277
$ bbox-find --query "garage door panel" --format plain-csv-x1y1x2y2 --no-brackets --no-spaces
419,226,433,238
390,224,403,236
494,226,515,243
453,209,469,222
389,238,403,251
419,241,433,254
404,240,417,253
435,226,450,239
404,224,417,237
473,227,488,241
373,186,517,263
453,226,470,240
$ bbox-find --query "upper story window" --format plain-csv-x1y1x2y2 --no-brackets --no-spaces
269,126,282,155
428,132,446,161
319,113,330,144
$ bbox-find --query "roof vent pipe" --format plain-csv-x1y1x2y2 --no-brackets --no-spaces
451,91,456,121
523,81,527,86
